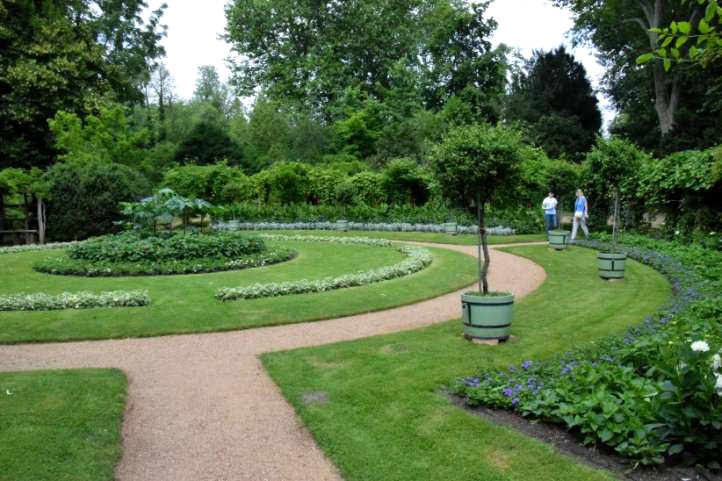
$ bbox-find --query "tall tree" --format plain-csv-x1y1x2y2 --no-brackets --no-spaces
224,0,504,118
554,0,720,146
193,65,233,115
0,0,166,168
506,46,602,161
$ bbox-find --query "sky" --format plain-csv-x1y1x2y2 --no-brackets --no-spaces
146,0,614,125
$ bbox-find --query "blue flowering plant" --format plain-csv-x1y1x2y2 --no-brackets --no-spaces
455,234,722,469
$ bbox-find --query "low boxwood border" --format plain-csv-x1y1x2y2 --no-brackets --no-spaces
32,247,297,277
217,237,433,300
0,290,150,311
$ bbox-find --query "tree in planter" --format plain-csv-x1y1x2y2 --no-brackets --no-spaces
430,123,524,294
584,136,649,253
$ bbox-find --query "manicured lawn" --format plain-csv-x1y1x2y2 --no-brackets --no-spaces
262,246,672,481
0,369,126,481
0,240,477,344
257,230,547,245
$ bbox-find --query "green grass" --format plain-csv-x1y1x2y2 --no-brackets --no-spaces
258,230,547,245
0,369,127,481
262,246,672,481
0,240,478,344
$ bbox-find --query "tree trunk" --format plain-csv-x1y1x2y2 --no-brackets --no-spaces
612,190,620,253
635,0,701,136
478,198,490,295
37,197,46,244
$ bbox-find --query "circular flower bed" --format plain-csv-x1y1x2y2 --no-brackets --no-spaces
33,231,296,276
68,231,266,262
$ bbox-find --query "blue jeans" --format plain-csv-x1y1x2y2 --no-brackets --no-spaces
544,213,557,232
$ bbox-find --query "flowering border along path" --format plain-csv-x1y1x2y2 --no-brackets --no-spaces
0,241,82,255
216,235,433,301
456,237,722,469
0,290,150,311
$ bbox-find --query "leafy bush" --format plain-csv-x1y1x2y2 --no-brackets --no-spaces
638,145,722,234
45,161,150,241
68,231,266,263
33,248,295,277
0,290,150,311
455,234,722,468
217,243,432,301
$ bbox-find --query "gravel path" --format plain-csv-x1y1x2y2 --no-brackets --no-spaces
0,242,546,481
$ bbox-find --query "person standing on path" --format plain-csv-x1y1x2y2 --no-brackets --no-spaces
541,192,558,233
571,189,589,241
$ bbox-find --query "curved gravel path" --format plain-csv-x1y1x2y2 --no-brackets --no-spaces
0,242,546,481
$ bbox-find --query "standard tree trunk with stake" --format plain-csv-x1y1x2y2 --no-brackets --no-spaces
477,195,490,295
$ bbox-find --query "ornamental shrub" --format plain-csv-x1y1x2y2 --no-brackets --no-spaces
45,161,150,241
68,231,266,263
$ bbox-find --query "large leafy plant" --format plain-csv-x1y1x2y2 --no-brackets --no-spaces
429,123,523,294
120,188,213,233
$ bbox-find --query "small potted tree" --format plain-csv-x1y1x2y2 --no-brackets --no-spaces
584,137,648,280
430,124,524,342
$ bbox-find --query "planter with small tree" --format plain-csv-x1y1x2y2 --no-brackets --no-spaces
430,124,524,342
584,137,648,280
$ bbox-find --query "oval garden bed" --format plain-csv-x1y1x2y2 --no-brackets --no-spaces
32,231,297,276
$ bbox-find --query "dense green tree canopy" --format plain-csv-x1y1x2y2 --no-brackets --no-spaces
506,46,602,161
224,0,505,118
0,0,166,169
554,0,722,152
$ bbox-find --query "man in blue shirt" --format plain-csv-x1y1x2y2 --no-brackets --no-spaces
541,192,557,232
571,189,589,241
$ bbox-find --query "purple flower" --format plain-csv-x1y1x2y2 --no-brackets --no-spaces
503,387,513,397
512,398,519,406
522,360,532,370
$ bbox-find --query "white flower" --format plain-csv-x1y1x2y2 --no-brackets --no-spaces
675,230,680,235
716,374,722,395
712,354,722,371
691,340,710,352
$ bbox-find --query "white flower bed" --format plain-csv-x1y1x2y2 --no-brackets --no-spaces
0,241,81,255
216,242,433,301
0,290,150,311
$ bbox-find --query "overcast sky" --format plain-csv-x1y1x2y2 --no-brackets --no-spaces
146,0,613,125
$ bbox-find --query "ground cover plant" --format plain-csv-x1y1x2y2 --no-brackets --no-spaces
0,369,127,481
0,290,149,311
0,239,477,343
217,244,432,300
456,234,722,470
262,245,671,481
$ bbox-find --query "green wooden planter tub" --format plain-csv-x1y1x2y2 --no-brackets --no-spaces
548,230,570,250
461,292,514,341
597,252,626,279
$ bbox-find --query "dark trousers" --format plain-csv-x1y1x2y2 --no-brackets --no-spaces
544,213,557,232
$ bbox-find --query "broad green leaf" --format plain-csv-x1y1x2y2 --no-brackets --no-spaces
675,35,688,48
698,18,712,34
705,1,716,21
677,21,691,34
662,35,674,47
657,47,668,57
671,48,680,59
636,52,655,64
